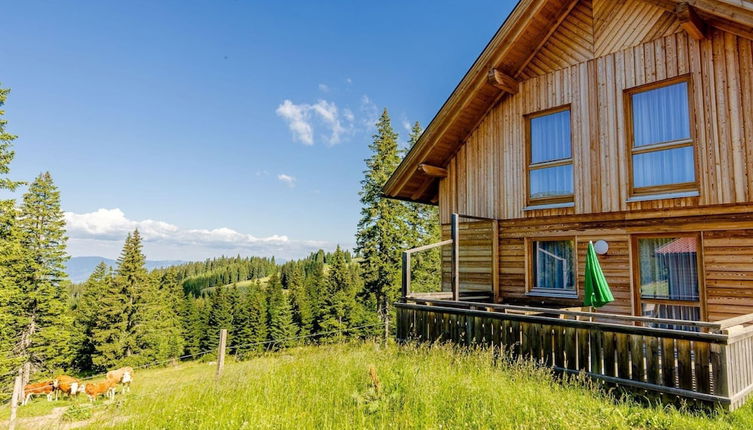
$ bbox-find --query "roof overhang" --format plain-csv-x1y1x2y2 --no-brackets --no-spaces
382,0,753,205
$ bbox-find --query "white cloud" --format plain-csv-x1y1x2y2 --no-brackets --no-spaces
64,208,336,261
402,119,412,133
359,95,380,130
276,99,314,145
318,83,330,92
345,77,353,85
276,99,353,146
277,173,296,187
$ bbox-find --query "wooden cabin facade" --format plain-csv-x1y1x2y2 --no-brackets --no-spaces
386,0,753,409
385,0,753,323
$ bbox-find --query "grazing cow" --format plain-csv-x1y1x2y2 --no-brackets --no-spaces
83,379,116,402
53,375,81,400
22,381,54,405
106,367,134,394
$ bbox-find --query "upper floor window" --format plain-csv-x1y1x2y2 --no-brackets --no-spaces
526,107,573,205
627,78,696,196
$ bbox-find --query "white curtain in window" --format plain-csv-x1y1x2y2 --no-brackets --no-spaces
530,110,571,163
641,303,700,331
534,240,574,290
633,146,695,188
638,237,699,301
632,82,690,147
529,165,573,198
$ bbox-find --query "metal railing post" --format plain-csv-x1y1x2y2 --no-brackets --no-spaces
451,213,460,301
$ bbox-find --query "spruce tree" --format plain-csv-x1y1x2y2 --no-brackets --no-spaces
18,172,73,371
266,273,296,349
306,260,326,333
181,296,204,357
355,108,408,333
72,262,111,371
205,287,233,353
319,246,363,339
230,293,258,360
288,265,313,336
247,283,268,352
403,122,441,292
0,85,25,389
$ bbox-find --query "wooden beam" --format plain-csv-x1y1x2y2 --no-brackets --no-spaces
677,3,707,40
486,68,519,94
638,0,677,11
410,176,436,201
417,163,448,178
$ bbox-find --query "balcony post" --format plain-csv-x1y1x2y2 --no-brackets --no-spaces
451,213,460,301
401,251,411,298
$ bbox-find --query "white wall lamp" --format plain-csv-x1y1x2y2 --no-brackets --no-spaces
593,239,609,255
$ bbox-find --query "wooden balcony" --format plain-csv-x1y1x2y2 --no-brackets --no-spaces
395,297,753,411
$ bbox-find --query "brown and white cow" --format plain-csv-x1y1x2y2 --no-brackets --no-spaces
53,375,81,400
83,379,116,402
22,380,54,405
106,367,134,394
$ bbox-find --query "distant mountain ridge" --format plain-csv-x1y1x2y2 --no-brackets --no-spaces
66,256,186,283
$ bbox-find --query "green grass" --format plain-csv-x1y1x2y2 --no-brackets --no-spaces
5,342,753,429
200,276,270,294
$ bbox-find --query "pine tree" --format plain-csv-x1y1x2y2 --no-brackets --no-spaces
247,283,268,352
231,291,254,359
90,259,129,370
403,122,441,292
141,270,184,363
91,230,179,368
306,260,326,332
18,172,73,372
0,84,26,389
205,287,233,353
266,273,296,349
72,262,111,371
288,265,313,336
355,108,408,333
181,296,204,357
319,246,363,339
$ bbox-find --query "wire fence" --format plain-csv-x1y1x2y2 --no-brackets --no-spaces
2,322,382,405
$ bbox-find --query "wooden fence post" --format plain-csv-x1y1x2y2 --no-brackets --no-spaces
216,329,227,379
9,369,22,430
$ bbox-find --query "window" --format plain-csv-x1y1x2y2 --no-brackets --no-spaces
526,107,573,205
529,239,575,296
634,235,703,330
626,78,697,196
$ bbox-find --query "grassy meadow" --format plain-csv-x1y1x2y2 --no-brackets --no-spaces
4,341,753,429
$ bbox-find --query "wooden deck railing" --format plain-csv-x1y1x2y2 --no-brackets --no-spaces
395,298,753,410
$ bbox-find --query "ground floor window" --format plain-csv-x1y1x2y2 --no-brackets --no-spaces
529,239,576,296
634,234,703,330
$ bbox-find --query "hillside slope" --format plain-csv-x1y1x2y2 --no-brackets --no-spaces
5,342,753,429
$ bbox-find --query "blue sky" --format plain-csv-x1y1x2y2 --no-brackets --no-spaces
0,0,514,261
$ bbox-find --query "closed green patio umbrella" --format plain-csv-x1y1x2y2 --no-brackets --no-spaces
583,241,614,308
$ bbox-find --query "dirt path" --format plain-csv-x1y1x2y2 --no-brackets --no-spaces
0,405,116,430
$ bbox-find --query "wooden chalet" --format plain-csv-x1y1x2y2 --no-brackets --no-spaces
385,0,753,410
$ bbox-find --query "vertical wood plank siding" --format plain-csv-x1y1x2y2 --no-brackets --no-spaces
439,29,753,224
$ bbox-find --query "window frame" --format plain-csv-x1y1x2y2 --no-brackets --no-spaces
624,75,699,197
525,105,574,206
526,236,578,298
630,232,706,322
